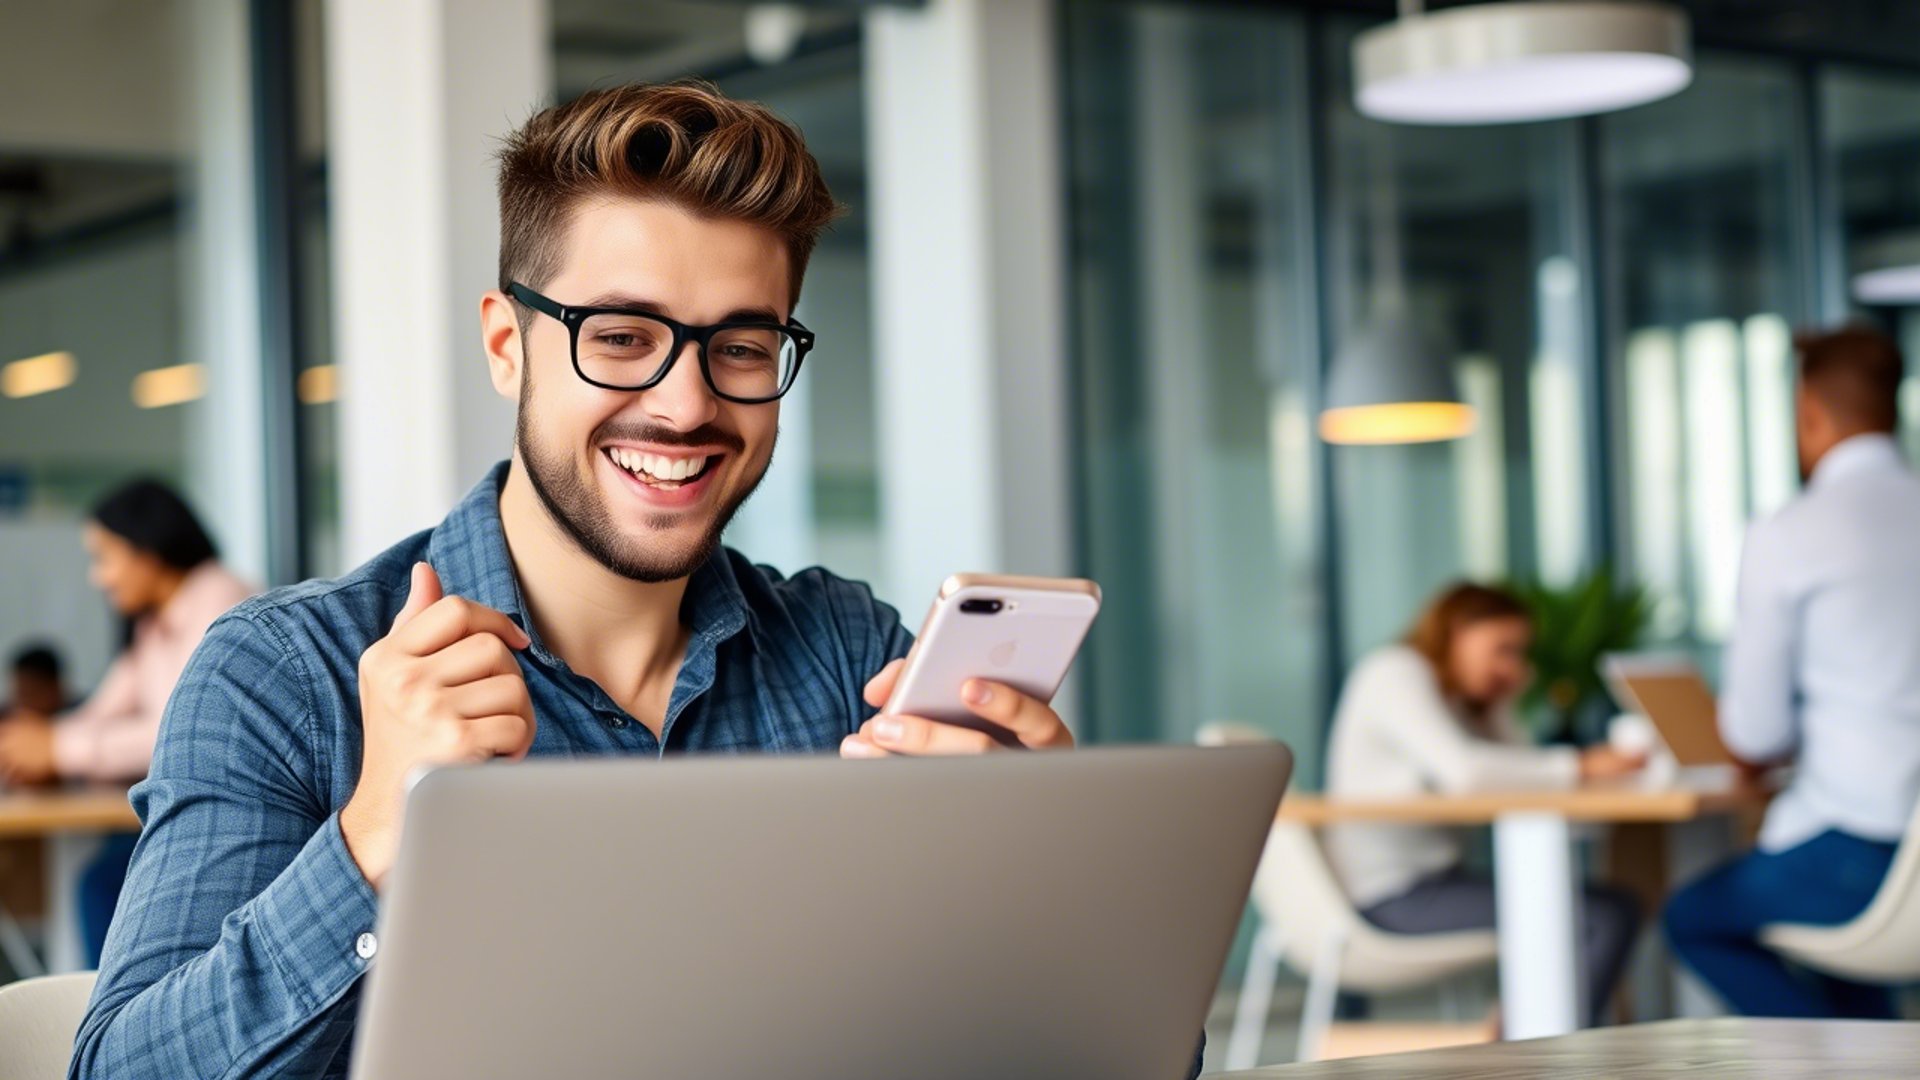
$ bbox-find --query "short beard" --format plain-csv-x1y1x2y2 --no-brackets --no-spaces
515,369,769,583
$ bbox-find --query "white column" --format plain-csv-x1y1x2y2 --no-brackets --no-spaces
326,0,549,565
1494,811,1588,1039
863,0,1074,611
182,0,269,585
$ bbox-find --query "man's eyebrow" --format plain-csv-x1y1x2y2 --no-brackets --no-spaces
578,293,786,324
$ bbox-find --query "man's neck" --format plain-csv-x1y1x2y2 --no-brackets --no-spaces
497,457,691,718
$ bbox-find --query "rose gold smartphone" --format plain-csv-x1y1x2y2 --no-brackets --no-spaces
884,573,1102,741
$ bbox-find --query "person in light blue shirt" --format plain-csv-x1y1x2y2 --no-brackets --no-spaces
69,82,1120,1080
1665,326,1920,1018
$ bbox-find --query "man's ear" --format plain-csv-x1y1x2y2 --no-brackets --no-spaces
480,289,524,401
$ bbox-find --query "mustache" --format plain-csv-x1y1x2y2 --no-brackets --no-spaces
592,421,744,453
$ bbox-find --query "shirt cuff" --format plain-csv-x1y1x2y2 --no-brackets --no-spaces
251,811,382,1013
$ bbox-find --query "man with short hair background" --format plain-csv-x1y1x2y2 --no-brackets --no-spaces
71,82,1096,1078
1665,326,1920,1018
2,642,68,721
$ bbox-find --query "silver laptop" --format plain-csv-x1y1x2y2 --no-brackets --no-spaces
348,744,1291,1080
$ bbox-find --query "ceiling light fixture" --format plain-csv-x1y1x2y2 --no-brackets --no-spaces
298,364,339,405
1321,318,1478,444
1320,129,1476,446
131,364,207,409
1851,231,1920,306
2,351,78,399
1355,1,1693,126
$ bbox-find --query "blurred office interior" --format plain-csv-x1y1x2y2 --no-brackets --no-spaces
5,0,1920,1065
9,0,1920,771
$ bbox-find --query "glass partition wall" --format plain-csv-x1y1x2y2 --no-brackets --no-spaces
1824,65,1920,459
1064,4,1327,770
1064,3,1920,756
1601,57,1811,654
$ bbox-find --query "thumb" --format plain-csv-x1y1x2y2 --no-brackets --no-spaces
393,561,443,631
863,657,907,710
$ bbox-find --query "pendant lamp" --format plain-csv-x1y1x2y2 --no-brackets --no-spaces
1355,1,1692,126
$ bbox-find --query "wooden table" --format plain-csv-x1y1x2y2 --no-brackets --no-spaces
0,787,139,975
1205,1018,1920,1078
1277,773,1768,1041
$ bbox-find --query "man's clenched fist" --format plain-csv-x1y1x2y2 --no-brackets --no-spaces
340,562,535,887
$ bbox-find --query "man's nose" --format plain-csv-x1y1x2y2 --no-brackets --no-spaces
637,340,721,430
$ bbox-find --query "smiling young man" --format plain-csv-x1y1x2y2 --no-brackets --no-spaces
69,83,1076,1079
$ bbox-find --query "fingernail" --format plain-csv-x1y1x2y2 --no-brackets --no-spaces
963,680,992,706
874,718,904,743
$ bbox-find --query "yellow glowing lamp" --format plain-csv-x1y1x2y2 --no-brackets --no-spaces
2,351,77,399
1320,317,1475,446
1320,401,1477,444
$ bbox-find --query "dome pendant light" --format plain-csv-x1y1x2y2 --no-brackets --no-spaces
1320,130,1476,446
1355,0,1693,126
1851,230,1920,306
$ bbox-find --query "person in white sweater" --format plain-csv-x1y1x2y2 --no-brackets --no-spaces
1324,582,1645,1025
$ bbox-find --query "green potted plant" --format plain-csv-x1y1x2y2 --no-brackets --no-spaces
1509,567,1654,745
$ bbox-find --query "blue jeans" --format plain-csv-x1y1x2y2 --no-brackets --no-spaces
78,834,137,969
1663,829,1899,1018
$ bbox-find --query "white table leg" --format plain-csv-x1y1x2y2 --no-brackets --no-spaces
1495,811,1586,1040
46,833,101,974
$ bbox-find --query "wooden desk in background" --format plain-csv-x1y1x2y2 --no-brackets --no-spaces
1205,1017,1920,1078
0,787,139,976
1277,777,1769,1041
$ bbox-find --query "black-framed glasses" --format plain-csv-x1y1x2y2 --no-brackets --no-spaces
508,282,814,404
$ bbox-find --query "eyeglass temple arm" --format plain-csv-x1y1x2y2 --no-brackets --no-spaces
507,283,565,319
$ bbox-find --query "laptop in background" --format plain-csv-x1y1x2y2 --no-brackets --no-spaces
349,744,1292,1080
1603,652,1736,767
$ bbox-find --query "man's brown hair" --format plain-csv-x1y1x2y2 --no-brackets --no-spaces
495,81,840,309
1796,325,1905,434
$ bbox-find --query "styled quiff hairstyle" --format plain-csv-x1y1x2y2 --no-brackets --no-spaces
495,81,841,309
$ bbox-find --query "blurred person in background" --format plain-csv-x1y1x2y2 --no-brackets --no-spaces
0,479,252,965
1,642,71,720
1324,582,1646,1026
1665,327,1920,1019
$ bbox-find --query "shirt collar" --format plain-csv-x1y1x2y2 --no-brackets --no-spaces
1810,432,1906,491
424,461,750,658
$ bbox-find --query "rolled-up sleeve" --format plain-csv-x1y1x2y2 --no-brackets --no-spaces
70,610,377,1080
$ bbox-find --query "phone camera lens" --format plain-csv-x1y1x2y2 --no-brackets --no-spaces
959,598,1004,615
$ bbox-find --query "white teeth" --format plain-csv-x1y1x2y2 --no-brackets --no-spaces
608,448,709,482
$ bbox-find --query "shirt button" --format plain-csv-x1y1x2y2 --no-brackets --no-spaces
356,932,378,961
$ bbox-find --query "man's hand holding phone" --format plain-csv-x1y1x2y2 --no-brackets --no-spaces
840,658,1074,757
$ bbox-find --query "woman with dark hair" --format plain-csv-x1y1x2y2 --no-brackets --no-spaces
1322,582,1645,1026
0,478,252,964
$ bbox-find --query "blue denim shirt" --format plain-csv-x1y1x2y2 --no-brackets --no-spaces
70,463,914,1079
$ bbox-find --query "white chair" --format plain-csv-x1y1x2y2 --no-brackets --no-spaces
1199,723,1497,1069
0,972,96,1080
1761,798,1920,984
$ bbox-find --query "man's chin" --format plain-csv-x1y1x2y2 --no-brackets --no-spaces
593,505,731,582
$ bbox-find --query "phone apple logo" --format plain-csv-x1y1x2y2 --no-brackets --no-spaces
988,640,1018,668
